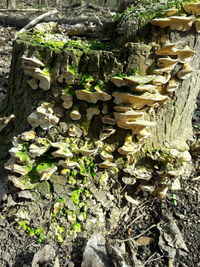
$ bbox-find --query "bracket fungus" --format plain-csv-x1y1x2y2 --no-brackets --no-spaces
177,63,193,80
99,126,116,141
70,106,81,121
195,18,200,32
58,66,76,85
101,115,116,125
166,78,179,93
114,104,132,113
22,56,51,91
176,46,196,63
21,56,44,68
86,107,100,121
61,90,73,109
155,42,181,56
156,57,179,68
183,2,200,16
75,90,111,103
152,74,171,85
27,78,38,90
131,84,158,94
29,138,51,157
113,92,169,109
98,161,116,169
27,102,59,129
151,18,171,28
124,75,156,85
0,114,15,132
110,76,129,87
118,134,141,155
169,16,195,31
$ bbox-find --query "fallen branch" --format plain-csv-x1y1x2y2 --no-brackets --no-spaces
0,9,46,12
16,8,59,37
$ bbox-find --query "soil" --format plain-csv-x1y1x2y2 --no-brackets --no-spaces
0,4,200,267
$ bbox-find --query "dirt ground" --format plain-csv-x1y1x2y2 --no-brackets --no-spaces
0,5,200,267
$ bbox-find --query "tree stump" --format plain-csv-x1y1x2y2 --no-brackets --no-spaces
0,1,199,240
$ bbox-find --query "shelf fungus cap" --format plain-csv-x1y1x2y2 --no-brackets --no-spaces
166,78,179,92
157,57,179,68
33,68,51,91
86,107,100,120
155,42,182,56
59,160,80,169
38,166,58,181
28,102,59,129
124,75,156,85
5,159,31,176
0,114,15,132
152,74,171,85
63,100,73,109
153,66,174,75
99,126,116,141
75,90,111,103
110,76,129,87
113,92,169,109
183,2,200,16
118,141,141,155
169,16,195,31
126,120,157,135
166,8,179,16
136,129,152,141
176,46,196,63
177,63,193,80
114,104,132,112
70,110,81,121
150,17,171,28
27,78,38,90
114,110,143,129
98,160,116,169
100,151,114,161
29,138,51,157
21,56,44,67
132,84,158,94
19,130,36,142
195,18,200,32
101,115,116,125
52,148,73,159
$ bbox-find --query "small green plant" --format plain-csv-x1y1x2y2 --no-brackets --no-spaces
18,220,46,242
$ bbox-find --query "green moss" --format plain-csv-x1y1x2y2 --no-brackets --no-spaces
72,223,81,232
113,0,193,23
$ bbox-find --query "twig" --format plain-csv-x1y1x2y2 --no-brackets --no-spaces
15,8,59,38
115,224,157,242
126,213,145,229
132,224,156,240
94,14,103,26
144,253,164,266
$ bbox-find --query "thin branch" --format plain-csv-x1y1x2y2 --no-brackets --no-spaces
115,224,157,243
16,8,59,37
144,253,164,266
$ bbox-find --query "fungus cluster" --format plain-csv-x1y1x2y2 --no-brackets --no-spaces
151,2,200,33
22,56,51,91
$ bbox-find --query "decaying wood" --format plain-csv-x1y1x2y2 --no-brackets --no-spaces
16,8,59,36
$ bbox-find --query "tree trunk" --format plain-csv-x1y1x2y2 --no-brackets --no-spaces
7,0,16,9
